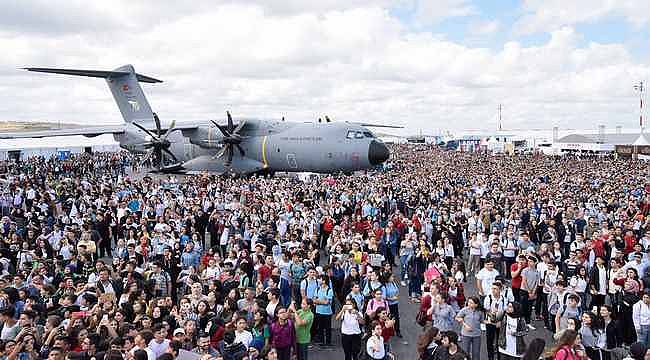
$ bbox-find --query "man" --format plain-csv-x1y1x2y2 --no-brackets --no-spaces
291,298,314,360
131,330,156,360
476,259,499,300
269,307,297,360
149,262,172,298
300,268,319,302
485,242,504,274
148,324,170,358
520,256,540,330
96,268,123,299
192,332,219,357
483,282,507,360
633,291,650,346
589,256,608,309
510,255,527,302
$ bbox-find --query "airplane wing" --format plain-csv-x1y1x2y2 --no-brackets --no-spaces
0,125,125,139
351,122,404,129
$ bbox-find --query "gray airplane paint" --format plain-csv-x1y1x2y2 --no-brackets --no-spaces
18,64,391,174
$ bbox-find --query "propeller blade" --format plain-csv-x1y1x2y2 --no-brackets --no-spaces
233,119,247,135
211,120,231,137
224,145,234,167
227,111,234,133
162,147,179,163
153,113,161,137
235,144,245,156
133,122,159,140
162,119,178,140
212,145,228,160
139,150,153,167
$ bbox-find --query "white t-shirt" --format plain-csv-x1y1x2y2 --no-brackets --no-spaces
476,268,499,294
235,330,253,347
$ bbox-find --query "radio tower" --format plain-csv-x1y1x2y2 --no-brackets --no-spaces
497,104,503,131
634,81,644,133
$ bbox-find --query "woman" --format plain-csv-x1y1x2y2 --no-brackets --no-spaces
416,326,441,360
366,321,386,360
399,234,415,286
250,309,270,352
428,294,456,332
552,329,588,360
614,267,643,345
579,312,604,360
554,317,581,341
455,296,484,360
570,267,589,308
447,276,466,312
498,301,528,359
384,273,402,337
336,299,364,360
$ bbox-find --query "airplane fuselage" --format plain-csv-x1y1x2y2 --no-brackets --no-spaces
115,119,389,173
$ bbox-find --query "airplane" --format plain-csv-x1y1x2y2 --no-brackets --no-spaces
0,64,398,175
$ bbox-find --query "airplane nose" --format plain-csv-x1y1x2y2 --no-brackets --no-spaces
368,140,389,165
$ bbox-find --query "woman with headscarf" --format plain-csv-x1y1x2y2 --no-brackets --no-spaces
498,301,528,359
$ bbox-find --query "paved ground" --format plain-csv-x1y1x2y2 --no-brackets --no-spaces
310,268,556,360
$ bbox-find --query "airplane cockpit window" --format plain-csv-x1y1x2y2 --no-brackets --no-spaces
363,131,374,138
354,132,364,139
346,131,355,139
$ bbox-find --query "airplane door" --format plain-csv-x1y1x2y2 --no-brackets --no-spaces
286,154,298,169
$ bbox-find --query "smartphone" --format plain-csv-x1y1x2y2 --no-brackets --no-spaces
102,314,109,322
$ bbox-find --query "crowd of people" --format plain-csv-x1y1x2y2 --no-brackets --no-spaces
0,146,649,360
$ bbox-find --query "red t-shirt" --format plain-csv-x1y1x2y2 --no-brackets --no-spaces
510,263,525,289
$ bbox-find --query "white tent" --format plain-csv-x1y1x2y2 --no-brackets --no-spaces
0,134,120,160
633,134,650,146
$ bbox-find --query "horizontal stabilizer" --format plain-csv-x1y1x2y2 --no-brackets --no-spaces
24,67,162,83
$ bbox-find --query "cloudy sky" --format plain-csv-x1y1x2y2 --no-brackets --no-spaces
1,0,649,133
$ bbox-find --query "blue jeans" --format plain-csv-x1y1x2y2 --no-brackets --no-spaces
409,275,422,298
297,343,309,360
399,254,411,281
638,325,650,346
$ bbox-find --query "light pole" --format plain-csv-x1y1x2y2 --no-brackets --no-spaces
634,81,644,133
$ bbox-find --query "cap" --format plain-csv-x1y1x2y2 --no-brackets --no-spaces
173,328,185,336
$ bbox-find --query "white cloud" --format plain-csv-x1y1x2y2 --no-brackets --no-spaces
0,2,649,133
412,0,476,26
515,0,650,35
467,20,500,36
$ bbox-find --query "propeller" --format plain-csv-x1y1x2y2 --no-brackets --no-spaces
210,111,247,167
134,113,181,170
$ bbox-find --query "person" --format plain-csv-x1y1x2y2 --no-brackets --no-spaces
600,305,621,357
313,274,334,347
522,338,546,360
441,331,469,360
498,301,528,359
633,291,650,346
476,260,499,301
366,321,386,360
580,311,605,360
384,273,402,337
455,296,484,360
483,282,508,360
520,256,540,330
589,256,608,309
292,298,314,360
625,342,647,360
269,307,296,360
429,293,456,332
416,326,441,360
556,294,582,334
337,299,364,360
552,329,588,360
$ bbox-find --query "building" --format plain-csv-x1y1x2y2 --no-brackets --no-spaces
0,134,120,161
552,132,650,155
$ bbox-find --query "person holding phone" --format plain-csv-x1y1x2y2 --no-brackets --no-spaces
336,299,364,360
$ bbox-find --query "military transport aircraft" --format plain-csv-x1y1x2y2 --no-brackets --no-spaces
1,65,397,175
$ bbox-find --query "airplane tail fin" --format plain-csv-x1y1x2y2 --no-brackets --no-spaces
24,65,162,125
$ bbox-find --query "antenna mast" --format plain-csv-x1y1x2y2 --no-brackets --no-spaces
497,104,503,131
